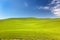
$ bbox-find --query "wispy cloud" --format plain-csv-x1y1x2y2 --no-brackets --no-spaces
24,2,28,7
50,0,60,16
49,0,56,5
37,0,60,16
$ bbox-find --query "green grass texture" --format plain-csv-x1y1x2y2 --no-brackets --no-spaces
0,18,60,40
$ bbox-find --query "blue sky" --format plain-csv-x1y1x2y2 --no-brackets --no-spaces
0,0,60,19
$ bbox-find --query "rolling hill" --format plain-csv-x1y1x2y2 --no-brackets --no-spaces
0,18,60,40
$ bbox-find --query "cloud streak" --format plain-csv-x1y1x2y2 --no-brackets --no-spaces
38,6,50,10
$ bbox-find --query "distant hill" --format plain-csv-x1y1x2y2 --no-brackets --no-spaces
0,18,60,30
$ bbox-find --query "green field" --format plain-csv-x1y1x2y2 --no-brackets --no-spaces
0,18,60,40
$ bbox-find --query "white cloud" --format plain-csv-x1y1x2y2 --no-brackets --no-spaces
37,0,60,16
50,0,60,16
51,8,60,16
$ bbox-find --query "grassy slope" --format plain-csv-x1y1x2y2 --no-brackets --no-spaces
0,18,60,40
